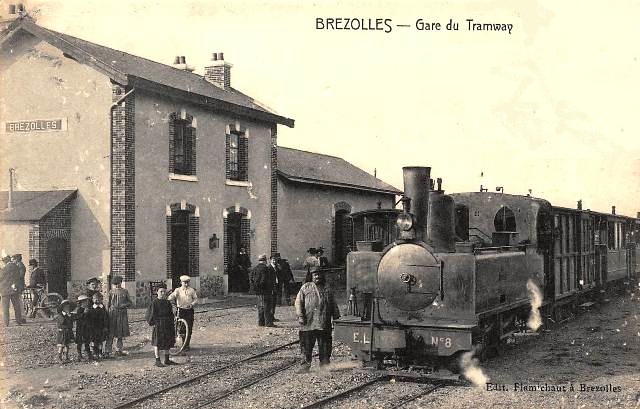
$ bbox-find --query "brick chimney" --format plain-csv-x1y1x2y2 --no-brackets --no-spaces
204,52,232,89
611,206,616,215
173,56,194,72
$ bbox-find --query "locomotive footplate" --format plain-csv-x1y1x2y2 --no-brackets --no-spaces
334,319,473,357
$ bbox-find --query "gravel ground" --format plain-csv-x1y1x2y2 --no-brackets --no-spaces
1,289,638,409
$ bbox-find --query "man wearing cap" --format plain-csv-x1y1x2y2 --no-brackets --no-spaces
295,269,341,372
250,254,276,327
26,259,47,318
0,255,24,326
168,275,198,350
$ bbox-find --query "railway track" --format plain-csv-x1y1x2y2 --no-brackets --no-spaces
128,303,254,324
300,376,446,409
192,358,299,409
112,340,299,409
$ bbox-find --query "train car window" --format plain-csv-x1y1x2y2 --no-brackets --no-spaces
455,205,469,241
494,206,516,232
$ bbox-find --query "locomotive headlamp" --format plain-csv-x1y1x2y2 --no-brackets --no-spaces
396,213,414,231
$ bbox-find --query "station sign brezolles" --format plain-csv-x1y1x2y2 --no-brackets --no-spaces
3,118,68,133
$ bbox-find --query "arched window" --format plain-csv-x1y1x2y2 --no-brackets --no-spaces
494,206,516,232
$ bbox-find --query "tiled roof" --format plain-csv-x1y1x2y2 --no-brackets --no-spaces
277,147,401,195
2,18,293,127
0,190,77,221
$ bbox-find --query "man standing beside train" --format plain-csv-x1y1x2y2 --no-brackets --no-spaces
295,269,341,372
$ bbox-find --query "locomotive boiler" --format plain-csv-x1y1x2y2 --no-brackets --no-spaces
333,165,640,371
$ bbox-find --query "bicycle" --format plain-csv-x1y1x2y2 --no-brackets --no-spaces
169,305,191,356
22,284,63,319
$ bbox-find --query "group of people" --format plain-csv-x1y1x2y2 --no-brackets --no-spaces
0,254,40,327
3,247,342,371
249,250,341,372
55,275,132,362
56,274,197,367
302,247,329,282
249,253,294,327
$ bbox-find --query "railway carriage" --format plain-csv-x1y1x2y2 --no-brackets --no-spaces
334,166,639,371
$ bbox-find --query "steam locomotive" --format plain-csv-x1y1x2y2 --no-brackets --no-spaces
334,167,640,370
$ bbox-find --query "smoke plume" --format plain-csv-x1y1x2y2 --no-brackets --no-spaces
526,279,543,331
460,350,489,387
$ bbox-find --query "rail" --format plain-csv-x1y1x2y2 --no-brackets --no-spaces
111,340,299,409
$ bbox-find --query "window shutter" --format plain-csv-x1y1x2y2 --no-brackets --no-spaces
239,136,248,181
168,115,176,174
184,125,193,175
190,126,197,176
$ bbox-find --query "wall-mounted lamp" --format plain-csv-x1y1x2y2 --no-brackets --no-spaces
209,234,220,249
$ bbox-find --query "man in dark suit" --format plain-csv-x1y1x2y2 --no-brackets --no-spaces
250,254,276,327
0,255,24,326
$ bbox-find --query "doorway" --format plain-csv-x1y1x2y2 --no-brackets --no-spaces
171,210,190,289
46,238,68,297
334,209,351,266
226,212,245,292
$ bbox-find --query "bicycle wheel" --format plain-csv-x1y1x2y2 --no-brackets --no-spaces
169,318,190,355
38,292,63,319
22,292,32,317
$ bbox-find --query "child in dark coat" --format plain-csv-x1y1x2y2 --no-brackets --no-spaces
146,287,176,367
75,294,92,361
56,300,76,363
86,292,109,358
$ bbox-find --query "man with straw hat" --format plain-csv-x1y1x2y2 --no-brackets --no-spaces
168,275,198,351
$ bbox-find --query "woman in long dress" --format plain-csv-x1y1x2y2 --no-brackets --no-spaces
106,276,132,357
146,287,176,367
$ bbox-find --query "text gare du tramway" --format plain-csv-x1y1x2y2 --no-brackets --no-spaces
315,17,513,34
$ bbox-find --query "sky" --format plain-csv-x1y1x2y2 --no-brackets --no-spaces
10,0,640,216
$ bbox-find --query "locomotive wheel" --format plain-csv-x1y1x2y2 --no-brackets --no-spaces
446,352,464,374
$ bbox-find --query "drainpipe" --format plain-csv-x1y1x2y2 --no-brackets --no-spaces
109,87,135,290
8,168,15,211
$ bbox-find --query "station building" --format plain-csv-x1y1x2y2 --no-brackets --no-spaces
276,147,400,270
0,15,401,305
0,16,293,305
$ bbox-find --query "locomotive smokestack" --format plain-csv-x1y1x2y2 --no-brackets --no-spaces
402,167,431,242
